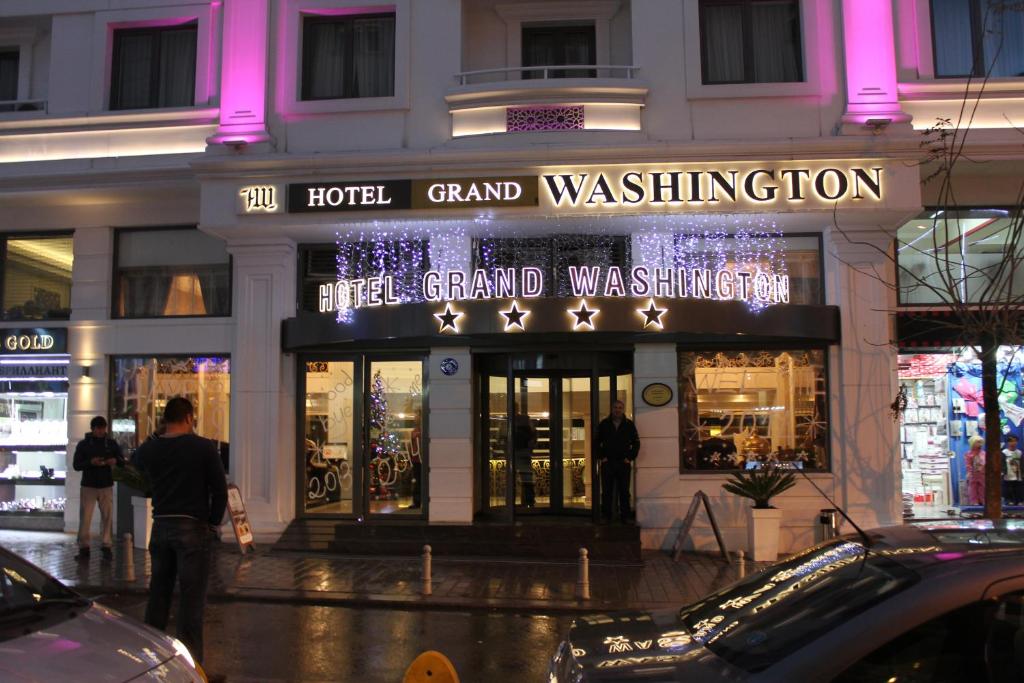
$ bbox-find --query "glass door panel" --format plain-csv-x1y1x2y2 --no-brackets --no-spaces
513,376,549,511
486,375,509,510
562,376,592,510
303,361,356,515
367,360,424,515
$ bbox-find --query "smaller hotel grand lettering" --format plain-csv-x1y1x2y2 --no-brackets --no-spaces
240,162,885,215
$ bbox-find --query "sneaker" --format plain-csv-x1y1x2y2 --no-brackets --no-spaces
101,546,113,560
75,547,90,560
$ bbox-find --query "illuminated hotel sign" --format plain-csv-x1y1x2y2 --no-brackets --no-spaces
319,266,790,314
240,164,884,214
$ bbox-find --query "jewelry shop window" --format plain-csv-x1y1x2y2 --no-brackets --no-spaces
110,356,230,459
679,349,829,472
1,233,73,321
114,228,231,319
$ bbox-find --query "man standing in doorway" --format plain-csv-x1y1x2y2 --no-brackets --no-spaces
598,400,641,523
73,416,124,560
132,397,228,671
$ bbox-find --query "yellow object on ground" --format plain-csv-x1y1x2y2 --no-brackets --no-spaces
403,651,460,683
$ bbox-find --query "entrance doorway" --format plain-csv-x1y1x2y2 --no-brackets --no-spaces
479,352,633,519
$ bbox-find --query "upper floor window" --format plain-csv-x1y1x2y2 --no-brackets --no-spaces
114,228,230,318
1,234,73,321
110,22,197,111
931,0,1024,78
699,0,803,84
521,23,596,79
897,209,1024,305
0,50,18,107
301,13,396,100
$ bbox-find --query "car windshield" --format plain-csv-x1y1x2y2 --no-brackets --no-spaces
0,546,79,616
679,540,920,673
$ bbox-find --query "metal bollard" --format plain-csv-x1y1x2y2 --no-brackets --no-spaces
120,533,135,582
737,550,746,579
576,547,590,601
422,544,432,596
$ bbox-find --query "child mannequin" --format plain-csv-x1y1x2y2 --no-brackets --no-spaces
1003,435,1022,506
966,436,986,506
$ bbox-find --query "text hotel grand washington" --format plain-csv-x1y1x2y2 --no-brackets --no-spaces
239,162,886,215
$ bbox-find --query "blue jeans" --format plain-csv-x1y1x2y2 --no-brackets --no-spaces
144,517,211,664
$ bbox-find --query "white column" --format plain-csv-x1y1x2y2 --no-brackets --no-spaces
65,227,112,534
427,348,473,523
633,343,680,549
226,239,296,538
825,227,901,529
839,0,912,134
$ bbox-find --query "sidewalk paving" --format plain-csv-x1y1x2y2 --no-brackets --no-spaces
0,530,764,613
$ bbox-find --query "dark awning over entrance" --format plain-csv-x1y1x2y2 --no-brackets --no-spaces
282,298,841,351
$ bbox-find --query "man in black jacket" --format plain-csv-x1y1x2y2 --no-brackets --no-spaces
597,400,641,523
72,416,124,560
132,397,227,669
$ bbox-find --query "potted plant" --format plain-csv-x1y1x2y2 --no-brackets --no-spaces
113,463,152,550
722,466,796,561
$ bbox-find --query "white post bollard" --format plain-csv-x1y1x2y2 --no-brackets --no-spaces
120,533,135,582
737,550,746,579
422,544,432,596
577,547,590,601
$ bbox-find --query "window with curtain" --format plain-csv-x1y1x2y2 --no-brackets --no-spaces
110,22,197,110
301,13,396,100
0,50,18,109
931,0,1024,77
699,0,803,85
1,234,73,320
521,24,597,79
114,228,230,318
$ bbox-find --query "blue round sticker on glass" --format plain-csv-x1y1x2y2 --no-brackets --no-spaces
440,358,459,376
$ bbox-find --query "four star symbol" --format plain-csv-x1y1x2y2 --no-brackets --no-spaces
568,299,599,330
433,298,671,333
433,304,463,333
499,301,530,331
637,299,667,329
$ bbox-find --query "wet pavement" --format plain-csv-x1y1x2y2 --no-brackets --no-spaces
1,530,763,613
96,593,573,682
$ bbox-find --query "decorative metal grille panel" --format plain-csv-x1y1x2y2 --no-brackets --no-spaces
505,105,584,132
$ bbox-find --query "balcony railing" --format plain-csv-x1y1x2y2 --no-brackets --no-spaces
455,65,639,86
0,99,47,113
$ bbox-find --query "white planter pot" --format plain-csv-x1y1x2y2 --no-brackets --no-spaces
131,496,152,550
747,507,783,562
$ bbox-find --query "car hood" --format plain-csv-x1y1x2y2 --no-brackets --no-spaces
0,603,178,682
562,609,743,681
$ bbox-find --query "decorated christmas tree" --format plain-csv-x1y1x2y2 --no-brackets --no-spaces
369,370,401,499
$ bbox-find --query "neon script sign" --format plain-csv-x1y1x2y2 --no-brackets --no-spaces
318,266,789,314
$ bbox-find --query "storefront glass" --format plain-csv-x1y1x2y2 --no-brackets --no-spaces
679,349,829,471
302,361,356,514
898,347,1024,516
0,361,69,526
300,357,424,517
110,356,231,453
367,360,423,515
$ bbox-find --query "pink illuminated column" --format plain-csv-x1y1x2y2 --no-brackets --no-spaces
840,0,911,131
208,0,272,145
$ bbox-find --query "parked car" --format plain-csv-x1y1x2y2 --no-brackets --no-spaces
549,519,1024,682
0,544,204,682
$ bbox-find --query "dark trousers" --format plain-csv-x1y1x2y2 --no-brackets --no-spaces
1004,480,1024,505
602,460,632,519
145,517,211,664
